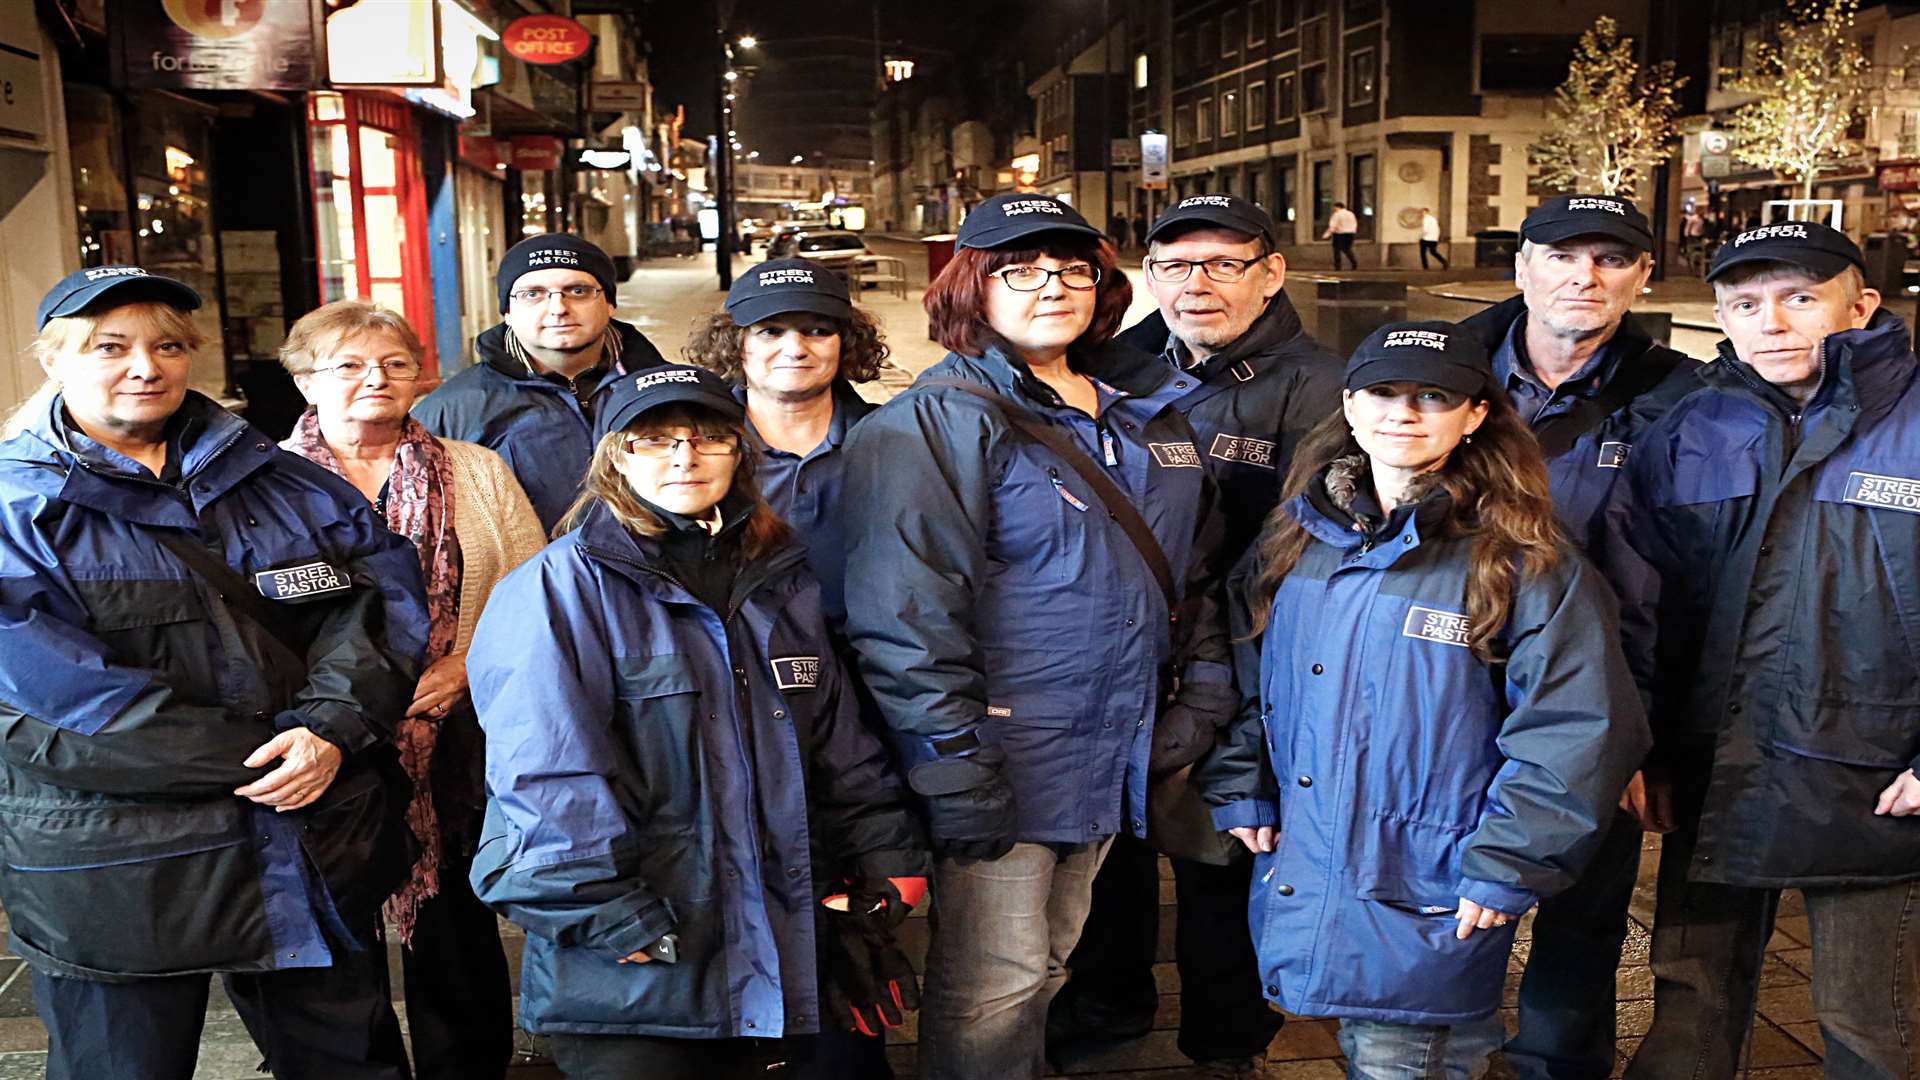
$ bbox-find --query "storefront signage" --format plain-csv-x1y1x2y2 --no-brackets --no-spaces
1880,161,1920,192
326,1,442,87
511,135,564,172
1141,132,1169,190
591,82,649,112
459,135,505,172
1700,130,1731,181
113,0,320,90
0,28,48,143
501,16,591,65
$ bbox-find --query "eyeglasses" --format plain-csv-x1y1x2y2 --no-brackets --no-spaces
1144,257,1268,284
989,264,1101,292
311,358,423,381
620,433,741,458
509,284,605,305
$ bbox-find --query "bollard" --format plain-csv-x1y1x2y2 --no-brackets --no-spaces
1313,278,1409,357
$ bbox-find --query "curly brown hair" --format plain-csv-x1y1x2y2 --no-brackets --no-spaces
681,307,890,384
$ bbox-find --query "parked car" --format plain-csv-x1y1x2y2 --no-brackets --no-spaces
767,230,869,278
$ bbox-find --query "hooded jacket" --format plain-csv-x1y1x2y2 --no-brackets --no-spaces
0,392,429,981
1117,293,1344,562
411,320,667,533
467,502,926,1038
1607,310,1920,887
1204,457,1647,1025
841,342,1229,843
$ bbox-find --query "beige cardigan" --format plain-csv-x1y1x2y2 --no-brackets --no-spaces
441,438,548,655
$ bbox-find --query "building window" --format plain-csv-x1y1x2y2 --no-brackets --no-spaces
1195,21,1211,71
1174,103,1194,148
1135,51,1149,89
1174,31,1192,79
1346,48,1377,106
1275,162,1298,238
1344,0,1382,23
1350,153,1376,238
1247,80,1268,128
1302,65,1329,113
1480,34,1581,92
1276,0,1297,35
1301,18,1329,64
1221,15,1237,56
1249,0,1267,46
1312,159,1334,226
1196,97,1214,141
1220,89,1239,136
1303,0,1328,16
1276,73,1297,121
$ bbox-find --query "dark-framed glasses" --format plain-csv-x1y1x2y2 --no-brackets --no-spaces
620,433,741,458
509,284,605,305
313,358,423,381
989,264,1101,292
1144,257,1267,284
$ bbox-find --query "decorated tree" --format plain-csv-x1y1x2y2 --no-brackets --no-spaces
1725,0,1872,199
1530,17,1686,196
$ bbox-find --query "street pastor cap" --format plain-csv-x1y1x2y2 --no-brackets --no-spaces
599,364,745,435
1145,193,1278,246
36,266,202,330
1705,219,1866,283
1520,194,1654,252
496,233,619,313
725,257,852,326
956,193,1102,250
1344,320,1493,397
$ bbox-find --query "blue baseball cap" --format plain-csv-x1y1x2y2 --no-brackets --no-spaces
36,266,201,330
956,194,1102,250
1706,220,1865,284
725,258,852,326
599,365,745,435
1344,321,1493,397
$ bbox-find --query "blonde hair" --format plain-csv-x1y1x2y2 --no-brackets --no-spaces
5,301,203,439
280,300,422,376
1711,263,1868,305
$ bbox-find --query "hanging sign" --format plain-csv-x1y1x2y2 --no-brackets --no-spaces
114,0,320,90
501,15,591,65
1141,132,1170,190
511,135,564,172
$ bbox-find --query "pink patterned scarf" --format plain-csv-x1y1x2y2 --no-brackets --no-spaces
284,409,459,944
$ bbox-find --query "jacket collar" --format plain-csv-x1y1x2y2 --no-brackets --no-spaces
572,499,806,610
475,319,648,397
736,378,875,456
1287,452,1455,562
1121,290,1312,381
1705,309,1918,420
1463,293,1657,396
944,339,1185,416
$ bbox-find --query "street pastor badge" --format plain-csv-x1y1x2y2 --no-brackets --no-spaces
254,561,351,601
1402,606,1471,648
1843,471,1920,514
771,656,821,691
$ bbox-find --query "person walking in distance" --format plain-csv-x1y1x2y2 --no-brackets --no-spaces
1324,202,1359,270
1419,208,1449,270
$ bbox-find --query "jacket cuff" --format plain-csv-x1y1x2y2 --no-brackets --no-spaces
889,725,985,770
1181,659,1232,687
1458,878,1536,916
848,846,935,882
594,897,678,958
280,700,374,753
1211,799,1278,831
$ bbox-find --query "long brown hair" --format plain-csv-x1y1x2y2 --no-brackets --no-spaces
556,402,793,558
1250,391,1561,662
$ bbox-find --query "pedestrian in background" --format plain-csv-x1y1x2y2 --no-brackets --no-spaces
0,268,431,1080
469,366,929,1080
1133,210,1150,252
413,234,668,533
1206,321,1648,1080
278,300,547,1080
841,193,1234,1080
1323,201,1359,270
1419,208,1449,270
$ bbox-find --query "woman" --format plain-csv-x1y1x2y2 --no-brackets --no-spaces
1202,322,1649,1077
0,268,429,1079
277,300,546,1080
840,193,1234,1079
467,365,929,1080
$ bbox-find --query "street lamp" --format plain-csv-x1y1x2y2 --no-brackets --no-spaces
738,34,758,49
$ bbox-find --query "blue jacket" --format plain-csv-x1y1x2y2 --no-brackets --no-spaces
0,393,429,981
467,504,926,1038
1205,460,1647,1025
412,320,667,533
1606,312,1920,887
842,343,1230,843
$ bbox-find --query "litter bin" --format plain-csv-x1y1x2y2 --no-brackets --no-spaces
1474,229,1521,269
1312,279,1409,357
923,233,959,282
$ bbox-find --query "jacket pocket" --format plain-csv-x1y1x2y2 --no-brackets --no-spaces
522,897,729,1033
0,799,268,974
1352,813,1470,912
1769,698,1920,768
613,654,715,901
71,579,217,715
299,755,411,923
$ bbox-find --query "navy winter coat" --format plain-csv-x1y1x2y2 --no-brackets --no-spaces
467,504,926,1038
0,393,429,981
1205,463,1648,1025
1607,312,1920,887
412,320,667,532
841,343,1229,843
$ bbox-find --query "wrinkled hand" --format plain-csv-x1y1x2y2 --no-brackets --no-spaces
1455,897,1519,941
1229,825,1275,854
1619,771,1676,834
235,727,343,811
1875,769,1920,817
407,653,469,719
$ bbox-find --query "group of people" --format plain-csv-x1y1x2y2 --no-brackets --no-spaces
0,183,1914,1080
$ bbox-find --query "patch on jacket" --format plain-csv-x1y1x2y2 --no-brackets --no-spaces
985,705,1013,717
254,562,351,601
1402,606,1471,647
1843,471,1920,514
1150,442,1204,469
770,656,821,690
1207,433,1275,469
1596,441,1630,469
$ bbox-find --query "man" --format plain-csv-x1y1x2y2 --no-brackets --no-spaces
1611,222,1920,1079
1420,207,1449,270
411,234,667,532
1323,200,1359,270
1052,193,1342,1079
1454,193,1699,1080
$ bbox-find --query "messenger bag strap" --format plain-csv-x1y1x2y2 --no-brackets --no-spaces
156,532,310,658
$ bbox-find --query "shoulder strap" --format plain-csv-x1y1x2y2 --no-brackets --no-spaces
921,378,1178,615
1532,343,1685,460
156,532,309,657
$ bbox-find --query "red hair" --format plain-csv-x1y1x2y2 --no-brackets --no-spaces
923,237,1132,359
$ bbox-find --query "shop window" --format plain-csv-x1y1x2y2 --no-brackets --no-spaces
1350,153,1376,239
1312,159,1334,226
1275,162,1298,238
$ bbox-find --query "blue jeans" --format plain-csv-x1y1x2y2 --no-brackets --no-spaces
1337,1015,1505,1080
1505,811,1645,1079
918,839,1112,1080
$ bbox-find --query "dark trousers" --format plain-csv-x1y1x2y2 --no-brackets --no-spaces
1505,811,1645,1080
1330,234,1358,269
1055,833,1282,1063
399,842,514,1080
32,926,410,1080
1419,239,1449,269
549,1033,801,1080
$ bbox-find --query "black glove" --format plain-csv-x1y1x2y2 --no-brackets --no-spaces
906,745,1017,861
1149,680,1238,776
817,903,921,1036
